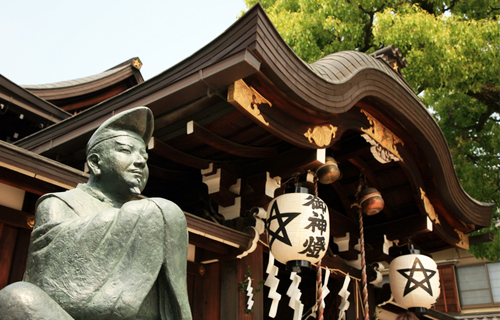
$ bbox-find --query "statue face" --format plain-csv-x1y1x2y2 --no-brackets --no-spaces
96,134,149,198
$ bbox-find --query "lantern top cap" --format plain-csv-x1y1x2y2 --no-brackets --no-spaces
285,185,310,194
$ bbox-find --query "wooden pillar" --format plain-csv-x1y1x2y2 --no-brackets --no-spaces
0,223,18,289
220,244,264,320
220,258,240,320
187,261,221,320
8,228,31,283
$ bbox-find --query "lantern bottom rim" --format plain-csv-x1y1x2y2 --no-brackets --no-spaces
286,260,311,273
409,307,428,315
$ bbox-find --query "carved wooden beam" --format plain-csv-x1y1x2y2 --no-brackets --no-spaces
420,188,470,250
330,181,355,212
0,204,34,230
329,207,359,238
0,167,64,196
242,172,281,209
0,140,88,191
201,164,238,209
241,148,326,179
321,255,361,280
229,79,341,149
186,120,277,158
360,110,404,163
148,137,210,169
148,164,199,181
469,233,495,245
185,211,252,250
189,233,232,256
365,240,394,264
364,214,433,244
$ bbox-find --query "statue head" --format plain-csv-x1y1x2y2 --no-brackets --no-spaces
86,107,154,203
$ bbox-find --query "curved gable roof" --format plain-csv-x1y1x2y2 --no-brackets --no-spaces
236,5,493,228
22,58,144,113
15,3,493,235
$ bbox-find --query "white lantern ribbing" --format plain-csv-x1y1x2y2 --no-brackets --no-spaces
389,251,440,314
266,187,330,272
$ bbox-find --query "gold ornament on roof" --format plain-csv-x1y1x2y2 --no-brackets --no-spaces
420,188,441,225
228,79,271,126
133,58,142,70
304,124,337,147
454,228,469,250
361,110,403,162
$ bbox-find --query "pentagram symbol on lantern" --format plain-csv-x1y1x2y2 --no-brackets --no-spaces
266,201,300,248
397,257,437,296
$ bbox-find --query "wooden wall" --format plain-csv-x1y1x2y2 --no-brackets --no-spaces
0,223,31,289
434,264,460,313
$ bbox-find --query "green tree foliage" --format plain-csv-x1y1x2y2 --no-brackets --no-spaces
244,0,500,260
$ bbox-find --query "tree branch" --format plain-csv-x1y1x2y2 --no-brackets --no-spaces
357,2,387,52
466,82,500,117
487,6,500,15
448,105,495,134
443,0,459,12
414,0,436,14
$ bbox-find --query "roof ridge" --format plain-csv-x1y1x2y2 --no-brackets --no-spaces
22,65,129,90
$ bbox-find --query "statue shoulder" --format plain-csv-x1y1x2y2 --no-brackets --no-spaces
148,197,183,213
34,192,80,228
36,188,86,210
34,187,94,226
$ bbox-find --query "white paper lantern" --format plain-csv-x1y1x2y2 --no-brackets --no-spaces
389,253,440,312
266,189,330,271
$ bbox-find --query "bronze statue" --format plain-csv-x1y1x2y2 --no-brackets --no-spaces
0,107,192,320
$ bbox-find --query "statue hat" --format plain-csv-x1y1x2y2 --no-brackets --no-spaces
87,106,154,154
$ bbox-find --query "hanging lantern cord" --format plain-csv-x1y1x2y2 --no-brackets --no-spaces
316,259,324,320
312,172,324,320
358,206,369,320
354,171,370,320
313,172,319,197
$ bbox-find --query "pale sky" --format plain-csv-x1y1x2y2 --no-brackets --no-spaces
0,0,248,86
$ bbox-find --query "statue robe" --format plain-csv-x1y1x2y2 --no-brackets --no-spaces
23,184,191,320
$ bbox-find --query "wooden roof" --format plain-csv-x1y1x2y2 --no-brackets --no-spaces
0,74,71,143
23,58,144,114
14,4,494,259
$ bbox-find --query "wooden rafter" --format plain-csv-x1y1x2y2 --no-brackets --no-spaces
364,214,433,244
148,164,199,182
240,147,325,179
322,255,361,280
148,137,210,170
186,121,277,158
185,211,252,250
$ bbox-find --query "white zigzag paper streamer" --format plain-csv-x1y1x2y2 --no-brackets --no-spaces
321,268,331,311
287,272,304,320
264,252,281,318
246,277,254,311
338,274,351,320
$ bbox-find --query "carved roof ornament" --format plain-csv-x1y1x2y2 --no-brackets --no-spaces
454,228,469,249
132,58,143,70
370,45,408,73
304,124,338,147
360,110,404,163
228,79,271,126
420,188,441,225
